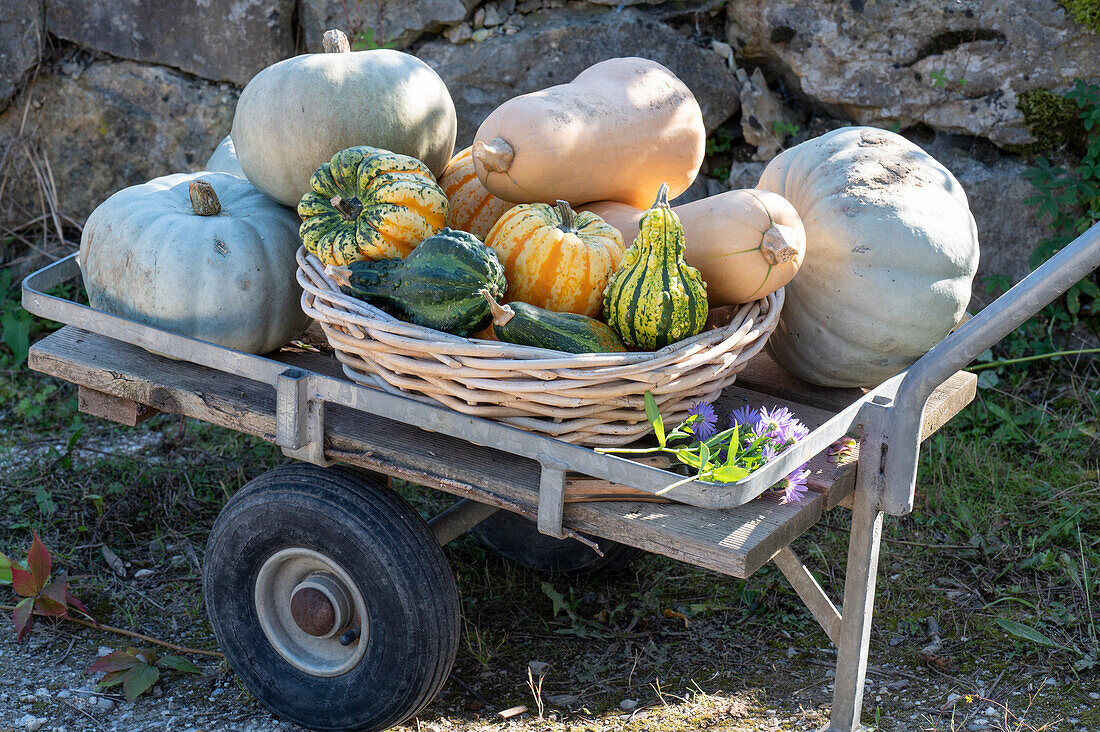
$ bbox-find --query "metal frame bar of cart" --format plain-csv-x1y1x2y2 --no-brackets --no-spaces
22,222,1100,732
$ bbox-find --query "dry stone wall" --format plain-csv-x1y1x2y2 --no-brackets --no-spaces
0,0,1096,298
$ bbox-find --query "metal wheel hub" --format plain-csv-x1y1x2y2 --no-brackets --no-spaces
254,548,368,676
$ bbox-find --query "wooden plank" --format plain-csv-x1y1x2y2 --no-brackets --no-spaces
920,370,976,441
565,491,823,579
77,386,157,426
735,351,867,413
28,326,823,579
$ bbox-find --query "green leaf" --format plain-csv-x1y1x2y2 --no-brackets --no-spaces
96,669,129,689
122,663,160,701
697,442,711,477
674,448,701,469
157,655,201,674
995,618,1057,647
976,370,1000,390
711,465,750,482
541,581,570,619
644,392,665,447
34,488,57,517
0,552,11,585
1,310,30,366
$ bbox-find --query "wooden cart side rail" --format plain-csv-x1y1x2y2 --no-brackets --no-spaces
29,326,822,579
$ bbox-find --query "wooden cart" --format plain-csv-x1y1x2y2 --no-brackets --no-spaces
21,223,1100,731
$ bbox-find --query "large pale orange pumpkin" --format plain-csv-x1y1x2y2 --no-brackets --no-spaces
484,200,623,317
439,147,516,240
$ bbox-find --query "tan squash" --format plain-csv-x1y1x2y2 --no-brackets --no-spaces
584,189,805,305
438,146,516,240
472,57,705,208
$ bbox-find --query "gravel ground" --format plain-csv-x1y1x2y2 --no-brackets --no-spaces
3,590,1098,732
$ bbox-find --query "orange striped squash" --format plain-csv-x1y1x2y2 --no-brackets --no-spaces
484,200,623,317
439,147,516,240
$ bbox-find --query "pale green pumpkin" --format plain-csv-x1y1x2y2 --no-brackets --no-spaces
603,183,708,350
204,135,245,178
79,172,308,354
231,29,456,207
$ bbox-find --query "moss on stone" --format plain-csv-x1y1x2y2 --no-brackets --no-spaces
1016,88,1083,153
1059,0,1100,33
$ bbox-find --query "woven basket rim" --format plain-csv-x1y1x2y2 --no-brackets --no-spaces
295,246,783,366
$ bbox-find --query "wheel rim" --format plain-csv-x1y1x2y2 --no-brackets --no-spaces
254,547,369,677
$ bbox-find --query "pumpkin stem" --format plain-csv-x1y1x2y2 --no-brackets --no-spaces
330,194,363,221
322,29,352,53
651,182,671,209
760,224,802,265
479,288,514,326
473,137,515,173
189,180,221,216
555,200,578,234
325,265,354,288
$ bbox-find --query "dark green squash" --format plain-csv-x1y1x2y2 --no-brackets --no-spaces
480,290,627,354
328,228,507,336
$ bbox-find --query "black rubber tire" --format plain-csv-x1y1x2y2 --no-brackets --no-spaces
471,509,642,576
204,464,460,732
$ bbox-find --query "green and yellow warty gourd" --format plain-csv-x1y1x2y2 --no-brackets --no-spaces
756,126,980,387
298,145,449,266
603,184,708,350
79,172,308,354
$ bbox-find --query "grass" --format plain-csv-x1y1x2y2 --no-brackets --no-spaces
0,268,1098,730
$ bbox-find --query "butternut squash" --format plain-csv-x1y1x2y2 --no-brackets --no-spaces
472,57,705,208
584,189,804,306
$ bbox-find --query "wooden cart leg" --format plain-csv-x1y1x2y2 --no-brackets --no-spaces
823,485,884,732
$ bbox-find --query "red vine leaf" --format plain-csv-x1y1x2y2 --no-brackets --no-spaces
10,566,37,598
38,577,70,617
89,650,141,675
26,531,51,590
13,597,35,641
65,589,90,617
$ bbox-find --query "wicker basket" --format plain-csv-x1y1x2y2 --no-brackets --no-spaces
296,248,783,447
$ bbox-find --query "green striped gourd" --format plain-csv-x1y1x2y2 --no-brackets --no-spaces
327,228,506,336
602,183,708,349
480,290,627,354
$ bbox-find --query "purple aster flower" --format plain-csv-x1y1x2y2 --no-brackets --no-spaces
729,404,757,429
755,406,796,436
687,401,717,441
779,466,810,505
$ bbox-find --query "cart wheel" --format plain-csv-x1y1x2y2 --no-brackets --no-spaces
204,464,460,732
472,510,642,576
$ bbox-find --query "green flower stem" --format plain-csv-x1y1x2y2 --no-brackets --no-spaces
966,348,1100,372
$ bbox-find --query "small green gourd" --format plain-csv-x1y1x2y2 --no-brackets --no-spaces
479,290,627,354
327,228,507,336
603,183,708,349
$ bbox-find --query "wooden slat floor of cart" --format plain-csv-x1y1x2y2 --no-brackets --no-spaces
29,326,976,579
